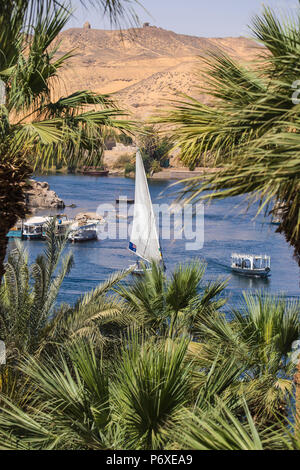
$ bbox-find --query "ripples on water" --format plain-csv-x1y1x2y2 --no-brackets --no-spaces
8,174,299,308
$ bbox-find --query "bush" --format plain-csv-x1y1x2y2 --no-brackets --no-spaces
118,133,133,146
124,162,135,176
150,160,161,174
137,126,172,173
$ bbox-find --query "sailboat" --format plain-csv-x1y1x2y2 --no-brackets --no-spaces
128,150,164,274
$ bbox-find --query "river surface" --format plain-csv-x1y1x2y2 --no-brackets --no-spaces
8,174,299,307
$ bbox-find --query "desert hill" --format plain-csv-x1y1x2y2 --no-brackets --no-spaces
56,24,262,119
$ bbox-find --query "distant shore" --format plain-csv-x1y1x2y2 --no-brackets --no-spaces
105,167,220,179
150,167,219,180
36,167,220,179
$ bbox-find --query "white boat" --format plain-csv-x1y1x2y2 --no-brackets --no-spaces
68,219,101,242
128,150,164,274
231,253,271,278
271,217,281,226
54,215,74,237
23,216,51,240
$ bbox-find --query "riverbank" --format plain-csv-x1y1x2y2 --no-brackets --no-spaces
150,167,219,180
106,167,220,179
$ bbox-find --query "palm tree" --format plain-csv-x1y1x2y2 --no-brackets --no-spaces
176,400,289,450
0,335,191,449
189,291,300,424
0,328,299,450
0,255,298,450
0,223,133,407
115,261,227,337
159,5,300,264
0,219,73,359
0,218,131,401
0,0,139,281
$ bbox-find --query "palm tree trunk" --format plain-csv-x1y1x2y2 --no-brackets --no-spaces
0,155,31,282
0,221,10,280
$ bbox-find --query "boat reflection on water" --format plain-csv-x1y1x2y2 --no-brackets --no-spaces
231,272,270,289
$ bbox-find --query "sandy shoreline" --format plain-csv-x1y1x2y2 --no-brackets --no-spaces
107,167,219,179
150,168,218,180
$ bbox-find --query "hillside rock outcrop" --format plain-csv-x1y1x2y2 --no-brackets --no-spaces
25,180,65,209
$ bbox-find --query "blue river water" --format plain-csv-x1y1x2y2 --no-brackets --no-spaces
7,174,299,307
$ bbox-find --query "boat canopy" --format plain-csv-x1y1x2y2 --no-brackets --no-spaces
231,253,271,269
24,216,50,226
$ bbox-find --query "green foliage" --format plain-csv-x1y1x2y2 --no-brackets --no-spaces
0,220,132,362
0,316,299,450
160,5,300,261
137,126,172,174
115,261,228,336
113,153,133,169
0,218,73,358
0,253,298,449
177,400,282,450
124,161,135,176
117,133,133,146
0,0,139,284
190,291,300,423
0,1,137,171
150,159,161,173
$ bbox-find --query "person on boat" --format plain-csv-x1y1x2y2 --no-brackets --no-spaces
136,260,141,270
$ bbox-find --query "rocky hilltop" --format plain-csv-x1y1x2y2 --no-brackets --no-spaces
56,25,262,119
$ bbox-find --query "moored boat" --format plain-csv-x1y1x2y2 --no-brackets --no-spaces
271,217,281,226
23,216,51,240
7,220,24,239
7,228,23,239
271,202,284,225
68,220,101,242
231,253,271,278
80,166,109,176
52,215,74,238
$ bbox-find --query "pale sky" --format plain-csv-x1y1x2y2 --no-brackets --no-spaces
66,0,299,37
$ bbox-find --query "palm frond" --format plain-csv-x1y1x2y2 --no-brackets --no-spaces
178,399,285,450
160,4,300,259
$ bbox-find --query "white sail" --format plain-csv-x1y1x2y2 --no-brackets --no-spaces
129,151,162,263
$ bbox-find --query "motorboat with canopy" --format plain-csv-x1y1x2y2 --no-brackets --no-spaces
231,253,271,278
